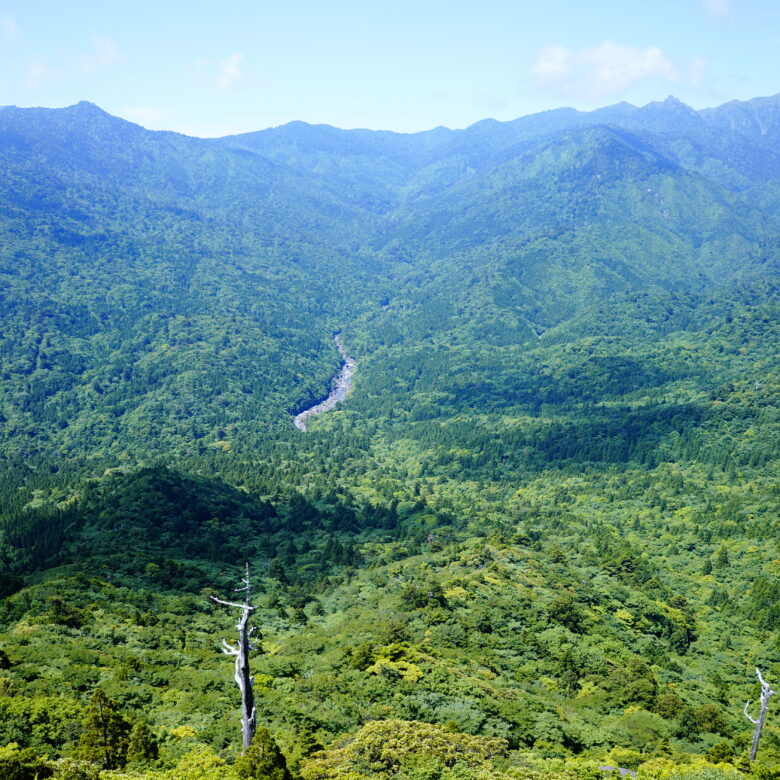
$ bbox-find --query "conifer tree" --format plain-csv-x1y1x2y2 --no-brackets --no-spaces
126,721,158,765
234,727,291,780
76,688,131,770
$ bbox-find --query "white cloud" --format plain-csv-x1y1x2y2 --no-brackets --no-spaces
119,106,163,126
582,42,677,92
702,0,730,21
532,41,678,100
532,44,571,79
1,17,19,38
689,57,707,87
81,36,122,75
215,52,244,89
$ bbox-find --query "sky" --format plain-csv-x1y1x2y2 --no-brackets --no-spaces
0,0,778,137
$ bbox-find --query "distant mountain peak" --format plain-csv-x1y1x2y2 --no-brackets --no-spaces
645,95,698,114
68,100,110,115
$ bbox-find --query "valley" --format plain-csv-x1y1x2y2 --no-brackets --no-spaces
0,94,779,780
294,335,356,431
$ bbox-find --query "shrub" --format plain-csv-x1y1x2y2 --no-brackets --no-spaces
300,719,508,778
0,742,53,780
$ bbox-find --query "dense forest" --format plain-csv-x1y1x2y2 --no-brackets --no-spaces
0,93,779,779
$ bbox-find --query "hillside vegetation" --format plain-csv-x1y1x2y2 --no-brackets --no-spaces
0,95,779,779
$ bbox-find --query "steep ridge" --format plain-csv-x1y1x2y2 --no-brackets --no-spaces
0,102,392,474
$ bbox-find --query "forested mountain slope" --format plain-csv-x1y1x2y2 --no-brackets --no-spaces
0,94,779,779
0,102,392,480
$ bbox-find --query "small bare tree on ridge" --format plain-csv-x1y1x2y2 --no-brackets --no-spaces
744,667,775,761
209,562,258,751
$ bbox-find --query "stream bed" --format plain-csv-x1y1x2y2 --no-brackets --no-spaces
294,334,355,431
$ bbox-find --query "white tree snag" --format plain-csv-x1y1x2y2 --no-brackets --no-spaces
210,562,258,751
744,667,775,761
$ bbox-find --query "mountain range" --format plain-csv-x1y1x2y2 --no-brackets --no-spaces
0,93,779,779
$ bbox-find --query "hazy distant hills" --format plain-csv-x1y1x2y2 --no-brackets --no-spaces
221,92,780,187
0,93,778,471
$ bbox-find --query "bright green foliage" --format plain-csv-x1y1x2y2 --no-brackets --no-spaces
639,760,746,779
299,719,508,778
0,742,53,780
2,96,780,779
0,696,84,756
152,747,236,780
49,758,102,779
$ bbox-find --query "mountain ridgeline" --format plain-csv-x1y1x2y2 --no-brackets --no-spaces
0,95,779,779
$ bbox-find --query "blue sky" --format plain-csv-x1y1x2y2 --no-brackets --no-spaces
0,0,778,136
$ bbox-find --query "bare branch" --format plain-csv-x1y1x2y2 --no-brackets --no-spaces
209,594,255,611
757,668,776,698
747,669,775,760
235,562,252,595
221,638,239,656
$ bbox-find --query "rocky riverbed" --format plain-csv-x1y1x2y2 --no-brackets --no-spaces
294,334,355,431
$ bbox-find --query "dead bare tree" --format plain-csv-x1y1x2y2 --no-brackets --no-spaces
744,667,775,760
209,563,259,751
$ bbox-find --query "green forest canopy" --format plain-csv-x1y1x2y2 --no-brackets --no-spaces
0,94,779,778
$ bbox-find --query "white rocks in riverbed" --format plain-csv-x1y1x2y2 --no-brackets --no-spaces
293,335,355,431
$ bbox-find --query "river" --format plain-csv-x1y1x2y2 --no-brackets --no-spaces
294,334,355,431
